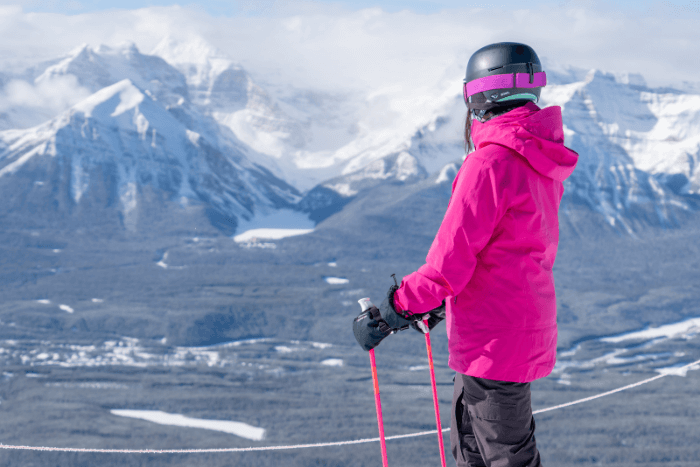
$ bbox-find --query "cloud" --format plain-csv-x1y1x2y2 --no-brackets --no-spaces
0,1,697,96
2,75,88,109
0,75,91,128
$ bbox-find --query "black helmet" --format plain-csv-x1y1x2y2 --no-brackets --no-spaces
463,42,546,120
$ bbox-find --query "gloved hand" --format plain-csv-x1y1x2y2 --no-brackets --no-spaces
378,283,415,331
380,275,446,335
353,304,393,351
410,301,446,334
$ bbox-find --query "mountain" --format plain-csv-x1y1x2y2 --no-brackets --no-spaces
0,79,300,235
543,69,700,231
1,38,699,236
0,43,191,132
151,37,307,184
151,36,463,193
37,42,189,108
300,66,700,231
152,35,700,235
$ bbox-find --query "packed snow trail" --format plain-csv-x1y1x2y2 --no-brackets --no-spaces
0,357,698,454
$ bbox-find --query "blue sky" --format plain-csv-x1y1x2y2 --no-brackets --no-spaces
8,0,694,16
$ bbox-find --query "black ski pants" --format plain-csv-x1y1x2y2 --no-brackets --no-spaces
450,373,542,467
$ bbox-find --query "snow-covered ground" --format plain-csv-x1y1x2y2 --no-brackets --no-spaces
552,315,700,384
600,317,700,344
0,337,339,371
233,208,314,243
111,409,265,440
324,277,349,285
234,228,313,243
1,315,698,385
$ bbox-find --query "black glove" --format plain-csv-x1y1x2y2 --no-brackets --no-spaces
410,301,446,334
381,275,446,335
379,285,414,331
378,283,419,331
353,304,393,351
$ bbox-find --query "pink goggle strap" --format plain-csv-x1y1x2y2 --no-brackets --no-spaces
465,71,547,99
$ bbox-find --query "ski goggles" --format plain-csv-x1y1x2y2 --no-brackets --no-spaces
463,71,547,104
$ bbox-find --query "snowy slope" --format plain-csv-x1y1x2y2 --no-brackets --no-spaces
0,78,300,234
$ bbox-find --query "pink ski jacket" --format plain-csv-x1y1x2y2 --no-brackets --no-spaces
394,102,578,383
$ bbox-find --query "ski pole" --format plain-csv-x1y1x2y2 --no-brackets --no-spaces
359,298,389,467
424,320,447,467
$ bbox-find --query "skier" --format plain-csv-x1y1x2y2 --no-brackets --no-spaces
354,42,579,466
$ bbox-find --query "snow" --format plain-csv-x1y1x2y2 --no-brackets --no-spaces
152,35,235,89
59,304,74,314
321,359,343,367
73,79,142,119
551,315,700,382
110,410,265,441
46,382,128,389
156,251,169,269
324,277,349,285
435,162,458,184
2,336,352,392
234,228,313,243
118,182,138,230
111,82,145,117
311,342,332,349
655,361,700,377
233,208,314,242
601,317,700,343
555,374,572,386
185,129,200,146
153,34,463,192
0,144,46,178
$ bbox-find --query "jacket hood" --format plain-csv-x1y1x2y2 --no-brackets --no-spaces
470,102,578,181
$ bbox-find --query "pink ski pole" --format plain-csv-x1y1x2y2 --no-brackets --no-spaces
359,298,389,467
369,348,389,467
424,320,447,467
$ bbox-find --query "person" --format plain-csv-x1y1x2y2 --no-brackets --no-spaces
353,42,579,466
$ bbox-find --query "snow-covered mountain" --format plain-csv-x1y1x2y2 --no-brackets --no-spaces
300,64,700,230
151,36,370,190
0,78,300,234
37,42,189,107
541,69,699,230
0,43,188,132
1,37,699,235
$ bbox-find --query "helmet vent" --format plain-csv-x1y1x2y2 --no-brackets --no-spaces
488,65,504,72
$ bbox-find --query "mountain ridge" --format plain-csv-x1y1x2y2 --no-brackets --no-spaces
0,77,300,235
0,38,699,235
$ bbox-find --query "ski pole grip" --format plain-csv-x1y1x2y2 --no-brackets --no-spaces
358,298,375,312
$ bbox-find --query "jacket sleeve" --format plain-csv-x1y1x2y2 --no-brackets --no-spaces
394,153,507,314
